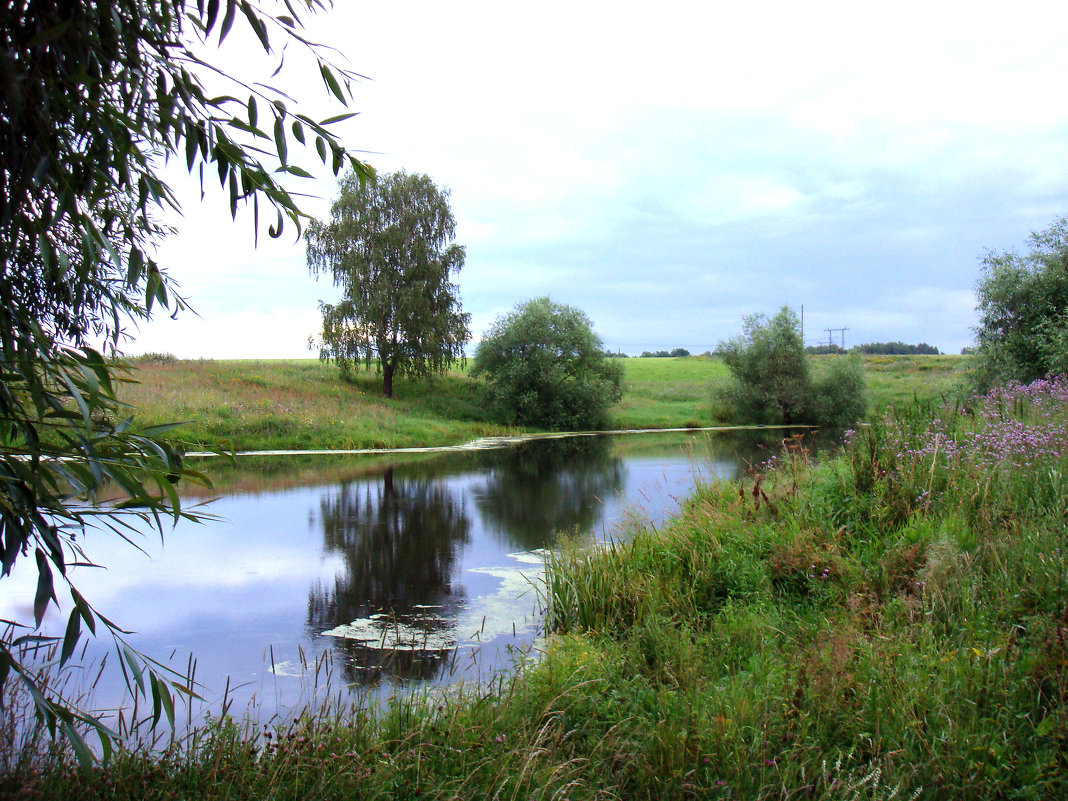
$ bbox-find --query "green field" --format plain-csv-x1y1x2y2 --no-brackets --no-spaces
118,354,971,452
847,353,972,411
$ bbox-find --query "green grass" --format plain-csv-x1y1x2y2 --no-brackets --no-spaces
613,355,731,429
848,353,971,411
117,358,516,451
7,374,1066,799
117,355,972,452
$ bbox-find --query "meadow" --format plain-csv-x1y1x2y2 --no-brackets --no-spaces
117,354,970,451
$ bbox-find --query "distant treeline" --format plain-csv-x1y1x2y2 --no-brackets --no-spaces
854,341,940,355
805,342,941,355
639,348,691,358
618,342,942,358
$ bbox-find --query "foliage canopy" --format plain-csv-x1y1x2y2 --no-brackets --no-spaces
471,298,624,430
973,216,1068,388
0,0,369,761
717,307,867,428
306,170,470,398
717,307,812,424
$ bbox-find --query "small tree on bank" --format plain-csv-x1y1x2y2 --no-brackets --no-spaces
717,307,812,424
471,298,624,430
306,170,471,398
716,306,867,428
973,216,1068,388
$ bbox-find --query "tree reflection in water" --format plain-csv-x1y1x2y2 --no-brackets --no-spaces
308,467,472,685
306,439,630,687
473,437,626,550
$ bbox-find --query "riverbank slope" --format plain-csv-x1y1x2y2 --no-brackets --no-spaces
119,354,969,451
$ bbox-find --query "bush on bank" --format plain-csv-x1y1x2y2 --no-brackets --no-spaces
717,306,869,429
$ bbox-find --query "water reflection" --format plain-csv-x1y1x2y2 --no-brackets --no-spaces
309,468,472,683
473,437,625,550
0,430,782,726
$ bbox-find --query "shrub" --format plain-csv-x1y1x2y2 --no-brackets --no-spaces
716,307,813,425
810,356,869,429
471,297,624,430
973,215,1068,389
716,306,868,428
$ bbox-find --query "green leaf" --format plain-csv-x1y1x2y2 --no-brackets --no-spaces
185,125,198,170
150,673,163,727
122,644,147,697
61,721,95,771
320,112,359,126
71,588,97,635
81,347,114,394
159,677,176,727
126,245,144,287
205,0,220,33
219,0,237,41
19,674,60,738
273,116,288,165
84,215,122,272
291,119,305,144
33,549,56,628
268,207,283,238
38,232,54,273
320,62,346,103
61,608,82,666
240,1,271,51
227,117,261,137
96,725,113,766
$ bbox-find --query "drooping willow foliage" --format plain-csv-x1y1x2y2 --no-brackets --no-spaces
0,1,370,763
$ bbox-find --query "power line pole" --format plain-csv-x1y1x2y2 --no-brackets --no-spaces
824,327,850,350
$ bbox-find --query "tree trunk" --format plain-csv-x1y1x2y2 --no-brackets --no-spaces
382,360,394,398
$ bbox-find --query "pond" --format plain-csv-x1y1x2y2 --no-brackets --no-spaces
3,429,784,731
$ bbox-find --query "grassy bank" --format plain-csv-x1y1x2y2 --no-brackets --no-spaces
118,355,969,451
535,381,1068,798
116,358,515,451
7,375,1065,799
850,354,970,411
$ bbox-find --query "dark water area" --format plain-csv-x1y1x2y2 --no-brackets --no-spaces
2,429,791,730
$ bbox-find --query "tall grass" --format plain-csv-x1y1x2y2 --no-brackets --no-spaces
540,376,1068,798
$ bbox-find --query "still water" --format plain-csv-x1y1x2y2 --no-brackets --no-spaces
4,430,774,727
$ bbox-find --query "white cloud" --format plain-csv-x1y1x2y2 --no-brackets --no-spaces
116,0,1068,359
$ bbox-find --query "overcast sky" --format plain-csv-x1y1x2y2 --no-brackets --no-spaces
130,0,1068,358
